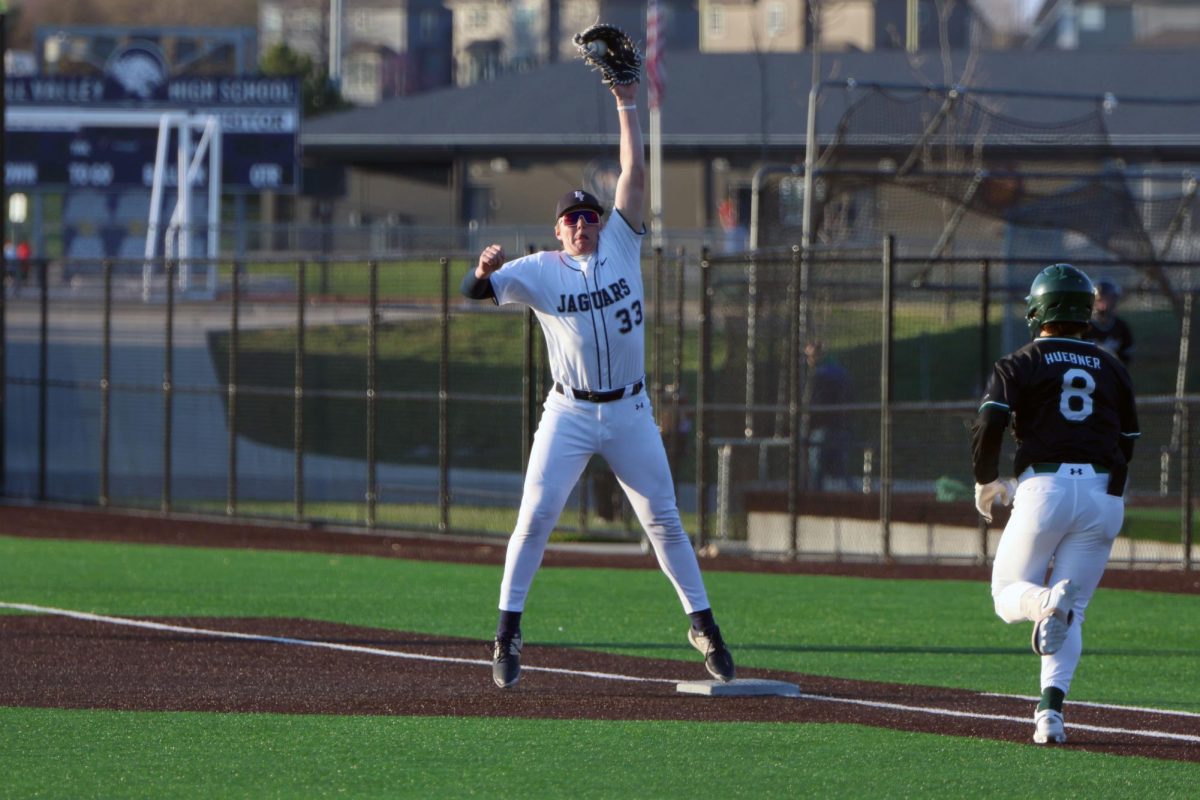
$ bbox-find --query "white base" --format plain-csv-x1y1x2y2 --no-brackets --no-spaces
675,678,801,697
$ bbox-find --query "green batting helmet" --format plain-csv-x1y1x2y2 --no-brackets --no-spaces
1025,263,1095,337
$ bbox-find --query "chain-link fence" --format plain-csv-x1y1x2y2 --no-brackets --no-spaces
3,245,1197,566
695,243,1199,567
0,250,694,544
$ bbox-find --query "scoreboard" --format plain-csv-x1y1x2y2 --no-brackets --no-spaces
4,76,300,194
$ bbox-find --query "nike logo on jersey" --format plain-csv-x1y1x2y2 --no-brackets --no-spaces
556,278,633,313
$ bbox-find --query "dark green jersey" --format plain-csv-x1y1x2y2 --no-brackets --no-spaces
972,337,1139,489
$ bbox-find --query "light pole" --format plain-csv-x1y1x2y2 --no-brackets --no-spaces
329,0,343,90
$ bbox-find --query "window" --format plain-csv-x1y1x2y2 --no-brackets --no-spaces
766,2,785,38
1079,4,1105,32
468,8,489,31
294,10,320,33
262,7,283,34
351,10,372,33
707,6,725,38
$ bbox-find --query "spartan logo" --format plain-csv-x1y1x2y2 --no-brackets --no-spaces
105,41,168,99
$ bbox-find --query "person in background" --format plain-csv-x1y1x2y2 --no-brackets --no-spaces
15,240,31,285
803,340,852,491
1084,279,1134,365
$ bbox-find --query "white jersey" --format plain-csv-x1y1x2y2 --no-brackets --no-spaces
489,213,645,392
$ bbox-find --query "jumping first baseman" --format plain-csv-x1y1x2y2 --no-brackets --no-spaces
972,263,1139,744
461,72,735,690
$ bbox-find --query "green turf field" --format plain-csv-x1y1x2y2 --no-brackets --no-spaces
1,534,1197,797
3,708,1196,799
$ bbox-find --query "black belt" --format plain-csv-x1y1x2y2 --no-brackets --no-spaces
555,380,643,403
1031,463,1109,474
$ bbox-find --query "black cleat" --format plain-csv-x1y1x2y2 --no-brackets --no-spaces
492,633,522,689
688,626,736,682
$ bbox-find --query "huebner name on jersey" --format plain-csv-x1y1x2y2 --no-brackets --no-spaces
1044,351,1102,370
556,278,633,313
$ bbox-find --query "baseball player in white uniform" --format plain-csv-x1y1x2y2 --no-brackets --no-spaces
972,264,1139,744
461,78,735,689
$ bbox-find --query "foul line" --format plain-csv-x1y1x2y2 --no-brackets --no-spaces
800,693,1200,744
0,602,678,684
981,691,1200,720
4,601,1197,745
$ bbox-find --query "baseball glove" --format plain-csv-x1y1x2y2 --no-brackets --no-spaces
573,23,641,87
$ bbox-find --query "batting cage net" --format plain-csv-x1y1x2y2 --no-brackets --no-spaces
755,82,1200,300
710,81,1200,564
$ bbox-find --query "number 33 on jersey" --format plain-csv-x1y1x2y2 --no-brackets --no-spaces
488,213,647,393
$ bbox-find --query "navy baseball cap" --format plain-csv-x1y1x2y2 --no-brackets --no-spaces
555,189,604,219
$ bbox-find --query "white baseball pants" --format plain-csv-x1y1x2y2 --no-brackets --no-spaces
498,387,711,614
991,464,1124,694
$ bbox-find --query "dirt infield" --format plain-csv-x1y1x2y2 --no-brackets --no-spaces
2,503,1198,763
2,612,1197,762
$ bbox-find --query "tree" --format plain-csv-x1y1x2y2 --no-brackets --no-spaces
260,42,349,118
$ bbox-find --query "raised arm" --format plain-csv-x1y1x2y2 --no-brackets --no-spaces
611,81,645,230
461,243,505,300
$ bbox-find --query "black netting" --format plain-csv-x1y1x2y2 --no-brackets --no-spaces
757,83,1200,307
832,86,1110,148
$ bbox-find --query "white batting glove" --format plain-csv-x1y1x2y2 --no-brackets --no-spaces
974,479,1016,523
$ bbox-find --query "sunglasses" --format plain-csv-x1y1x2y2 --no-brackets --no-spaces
560,209,601,225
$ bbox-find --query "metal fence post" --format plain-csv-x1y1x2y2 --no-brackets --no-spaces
522,244,538,472
652,245,664,423
1182,397,1193,570
162,259,175,513
0,16,5,494
438,256,451,534
100,260,112,507
696,247,712,549
743,249,758,440
880,236,895,563
716,443,732,541
522,309,535,472
366,259,379,527
294,259,306,521
226,260,240,516
787,244,806,556
1182,291,1195,570
37,257,48,500
977,258,990,564
670,246,686,476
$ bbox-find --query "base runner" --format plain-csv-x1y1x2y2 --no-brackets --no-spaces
972,263,1139,744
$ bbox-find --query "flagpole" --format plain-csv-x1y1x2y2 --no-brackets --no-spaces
650,106,663,248
647,0,664,248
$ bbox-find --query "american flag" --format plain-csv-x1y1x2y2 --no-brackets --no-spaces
646,0,665,110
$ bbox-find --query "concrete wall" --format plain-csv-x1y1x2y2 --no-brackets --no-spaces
743,511,1200,566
